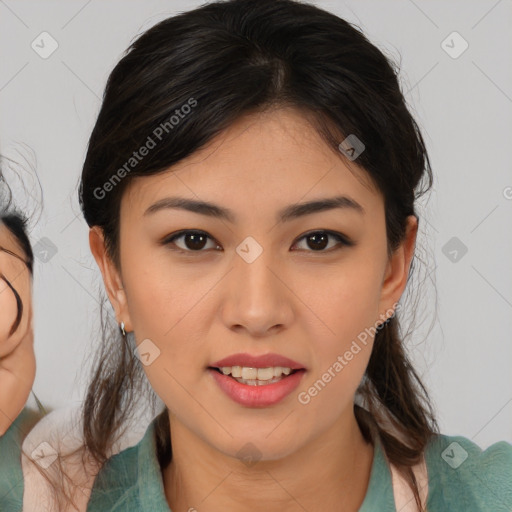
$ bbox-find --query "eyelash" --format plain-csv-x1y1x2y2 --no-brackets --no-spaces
162,229,354,255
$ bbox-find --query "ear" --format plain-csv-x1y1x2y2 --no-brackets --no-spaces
89,226,133,332
377,215,418,320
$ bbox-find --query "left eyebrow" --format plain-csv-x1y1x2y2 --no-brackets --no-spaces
143,195,365,223
0,245,29,266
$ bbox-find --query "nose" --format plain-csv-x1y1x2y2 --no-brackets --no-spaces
220,244,293,337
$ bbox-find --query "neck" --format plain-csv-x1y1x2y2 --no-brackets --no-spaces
162,410,374,512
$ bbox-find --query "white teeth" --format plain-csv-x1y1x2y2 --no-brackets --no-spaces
242,367,258,380
256,367,274,380
219,366,294,380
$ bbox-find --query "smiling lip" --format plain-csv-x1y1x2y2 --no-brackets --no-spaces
208,368,306,407
209,352,305,370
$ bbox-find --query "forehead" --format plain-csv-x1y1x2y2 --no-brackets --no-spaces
122,108,380,217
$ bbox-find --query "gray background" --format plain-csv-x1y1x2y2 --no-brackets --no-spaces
1,0,511,447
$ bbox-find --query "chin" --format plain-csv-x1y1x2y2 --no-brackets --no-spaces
215,432,304,464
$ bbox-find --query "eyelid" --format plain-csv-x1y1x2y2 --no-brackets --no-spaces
162,229,354,253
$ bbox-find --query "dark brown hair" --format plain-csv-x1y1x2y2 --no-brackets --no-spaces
14,0,440,509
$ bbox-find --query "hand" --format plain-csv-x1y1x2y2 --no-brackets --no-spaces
0,226,36,436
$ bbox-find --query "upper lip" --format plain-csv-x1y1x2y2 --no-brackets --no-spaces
209,353,305,370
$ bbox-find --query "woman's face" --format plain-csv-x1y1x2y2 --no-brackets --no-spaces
91,107,416,461
0,221,32,356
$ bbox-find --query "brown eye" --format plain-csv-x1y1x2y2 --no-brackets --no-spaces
164,230,220,252
292,230,353,252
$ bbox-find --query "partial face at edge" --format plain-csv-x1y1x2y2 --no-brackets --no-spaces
90,107,417,460
0,221,32,356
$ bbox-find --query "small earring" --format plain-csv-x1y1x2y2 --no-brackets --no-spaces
377,317,391,331
119,321,126,337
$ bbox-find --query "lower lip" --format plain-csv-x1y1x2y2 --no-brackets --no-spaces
208,368,306,407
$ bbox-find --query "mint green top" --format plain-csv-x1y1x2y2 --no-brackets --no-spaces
1,407,511,511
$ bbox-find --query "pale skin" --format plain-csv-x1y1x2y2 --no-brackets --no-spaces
0,221,35,436
90,107,418,511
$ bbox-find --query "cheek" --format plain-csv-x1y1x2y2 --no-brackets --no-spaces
125,275,207,376
136,317,214,435
292,260,382,409
296,258,383,351
121,261,212,411
122,251,213,338
297,291,375,419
